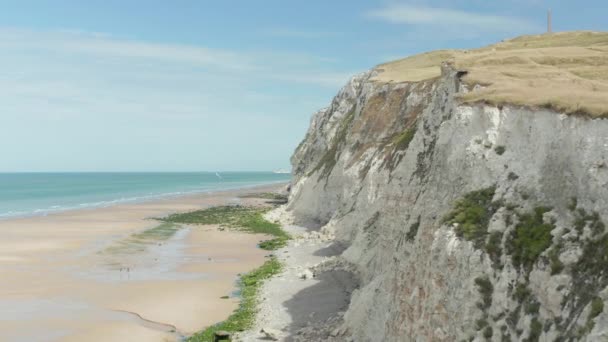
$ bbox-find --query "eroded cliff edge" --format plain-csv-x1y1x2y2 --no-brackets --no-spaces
287,33,608,341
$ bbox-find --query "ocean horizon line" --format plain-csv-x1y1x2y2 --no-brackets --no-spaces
0,172,291,220
0,170,292,174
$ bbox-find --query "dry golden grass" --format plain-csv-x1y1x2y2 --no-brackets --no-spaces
372,31,608,117
374,51,453,82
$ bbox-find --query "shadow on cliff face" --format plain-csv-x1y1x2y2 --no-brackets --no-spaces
283,270,357,341
292,217,326,232
312,241,348,257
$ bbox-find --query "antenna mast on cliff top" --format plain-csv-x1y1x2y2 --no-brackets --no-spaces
547,9,552,33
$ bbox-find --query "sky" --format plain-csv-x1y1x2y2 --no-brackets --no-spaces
0,0,606,172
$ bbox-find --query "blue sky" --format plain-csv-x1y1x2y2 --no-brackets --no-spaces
0,0,606,171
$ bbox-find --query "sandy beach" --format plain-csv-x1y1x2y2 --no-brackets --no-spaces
0,184,285,342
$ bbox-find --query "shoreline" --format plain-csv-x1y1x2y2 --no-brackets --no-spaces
0,180,289,221
0,183,288,342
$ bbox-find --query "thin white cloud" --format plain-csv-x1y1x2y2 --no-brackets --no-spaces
260,28,340,39
0,28,357,86
366,4,541,32
269,71,354,88
0,28,256,72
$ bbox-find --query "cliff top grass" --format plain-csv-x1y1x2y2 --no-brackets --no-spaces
372,31,608,117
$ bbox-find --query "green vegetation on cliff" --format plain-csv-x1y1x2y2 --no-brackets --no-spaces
392,127,417,151
310,107,356,178
475,276,494,311
446,186,608,340
444,186,499,248
383,125,418,171
506,207,554,271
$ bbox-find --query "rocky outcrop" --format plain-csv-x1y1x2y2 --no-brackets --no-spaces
287,61,608,341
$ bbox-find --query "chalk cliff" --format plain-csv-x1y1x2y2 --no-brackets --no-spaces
287,32,608,341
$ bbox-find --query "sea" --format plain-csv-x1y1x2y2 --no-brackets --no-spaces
0,172,291,219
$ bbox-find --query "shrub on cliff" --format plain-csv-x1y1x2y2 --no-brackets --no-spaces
444,186,499,248
506,207,554,271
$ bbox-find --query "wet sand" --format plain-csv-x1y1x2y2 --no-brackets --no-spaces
0,184,285,342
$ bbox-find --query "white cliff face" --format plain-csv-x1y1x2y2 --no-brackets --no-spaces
288,64,608,341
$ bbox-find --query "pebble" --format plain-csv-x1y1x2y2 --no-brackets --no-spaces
299,269,314,279
260,327,281,341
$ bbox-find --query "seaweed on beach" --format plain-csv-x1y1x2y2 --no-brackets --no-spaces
158,205,290,250
101,222,181,255
187,257,283,341
161,205,290,340
239,192,288,204
132,222,181,241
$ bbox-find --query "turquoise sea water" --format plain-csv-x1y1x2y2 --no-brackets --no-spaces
0,172,291,219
